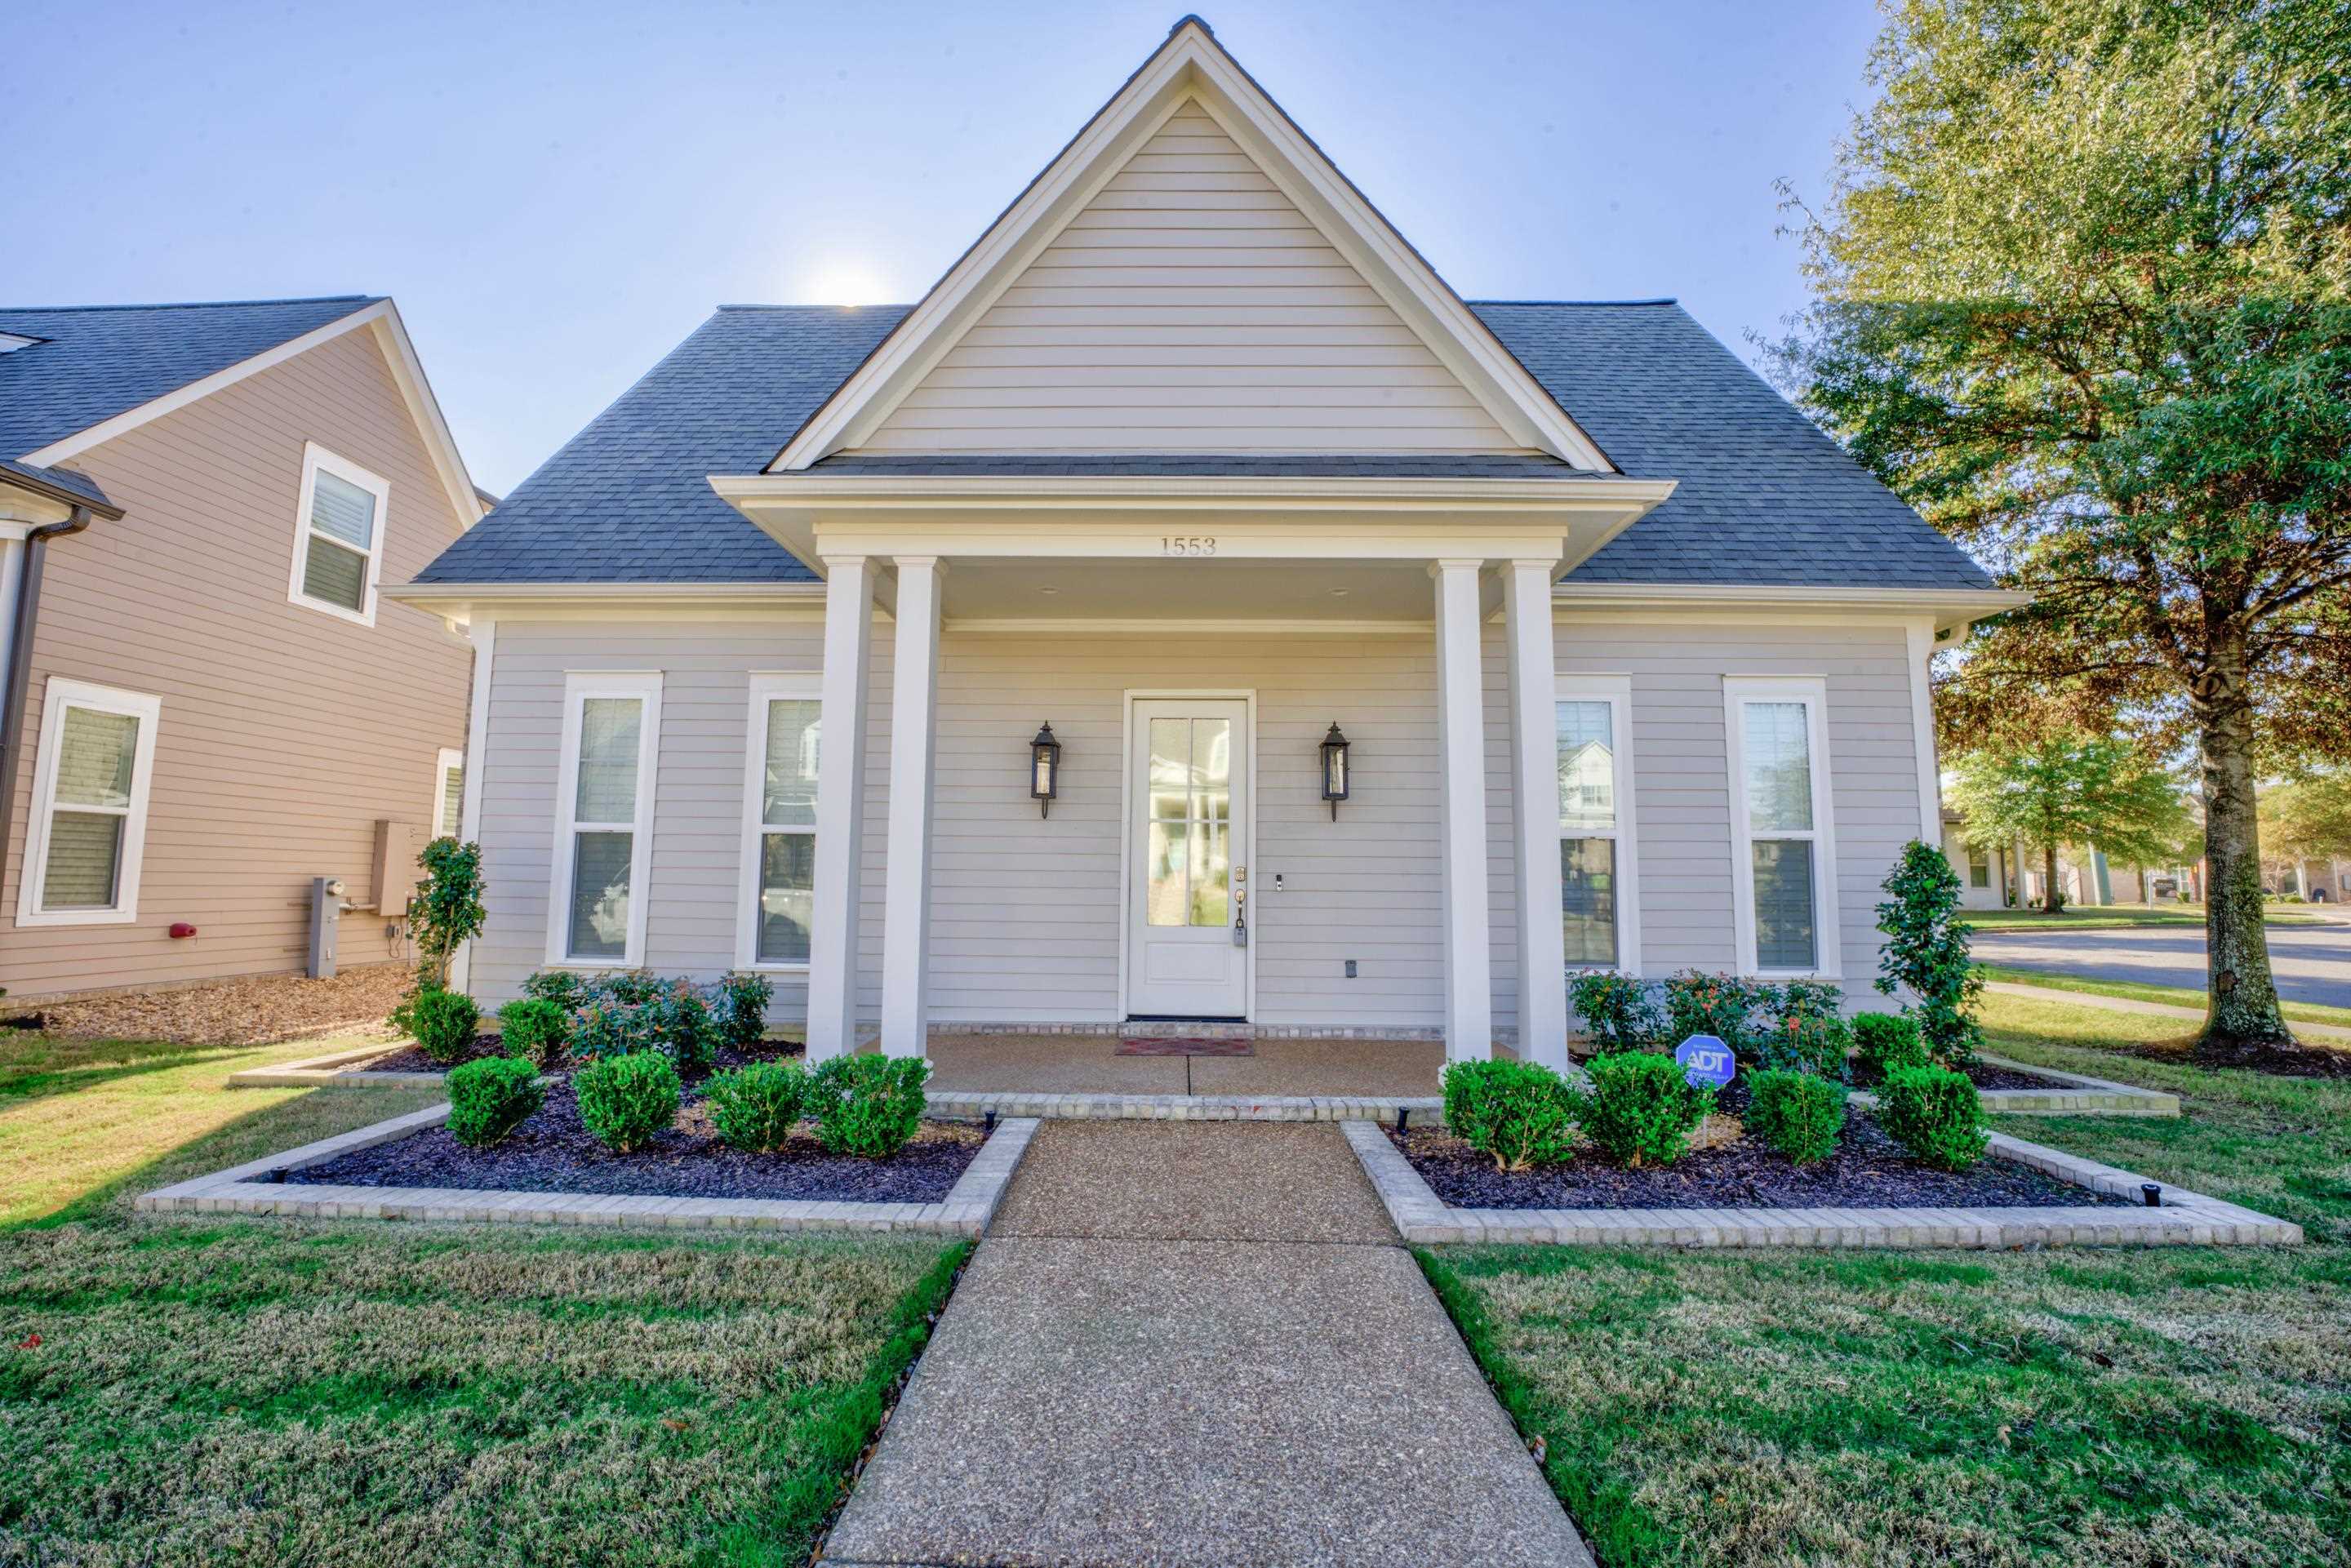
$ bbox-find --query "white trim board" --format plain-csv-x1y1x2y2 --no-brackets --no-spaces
21,300,485,535
767,20,1612,473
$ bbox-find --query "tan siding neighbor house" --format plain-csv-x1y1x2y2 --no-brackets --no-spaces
0,296,482,999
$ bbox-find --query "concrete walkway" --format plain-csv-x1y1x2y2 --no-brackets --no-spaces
820,1121,1593,1567
1986,979,2351,1042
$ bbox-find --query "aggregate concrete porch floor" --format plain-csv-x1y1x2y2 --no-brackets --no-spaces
923,1033,1446,1099
818,1120,1593,1568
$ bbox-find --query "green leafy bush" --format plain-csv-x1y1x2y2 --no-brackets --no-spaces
496,997,569,1066
445,1055,544,1148
1745,1068,1847,1164
1755,1009,1852,1080
1853,1012,1930,1080
717,973,773,1051
1876,840,1984,1067
1579,1052,1715,1167
574,1052,682,1153
522,969,589,1008
640,981,716,1072
705,1061,808,1153
408,837,487,992
1567,972,1661,1052
569,995,660,1064
1878,1064,1989,1170
1765,978,1845,1024
598,969,667,1006
1663,971,1759,1052
808,1055,930,1158
406,988,480,1065
1438,1059,1583,1171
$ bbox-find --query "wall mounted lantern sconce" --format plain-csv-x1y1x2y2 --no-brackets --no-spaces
1030,722,1062,817
1319,722,1350,820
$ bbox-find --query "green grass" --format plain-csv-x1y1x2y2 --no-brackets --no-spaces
1977,963,2351,1032
0,1031,970,1566
1424,991,2351,1567
1961,902,2322,930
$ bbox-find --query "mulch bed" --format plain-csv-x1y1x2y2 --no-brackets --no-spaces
287,1086,979,1203
4,964,411,1046
1393,1118,2131,1212
1851,1059,2073,1092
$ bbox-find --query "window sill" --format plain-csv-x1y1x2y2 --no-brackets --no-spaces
287,589,378,628
16,906,138,928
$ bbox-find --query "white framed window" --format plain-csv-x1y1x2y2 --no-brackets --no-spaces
287,442,390,624
432,748,465,839
545,671,662,967
1723,677,1840,977
736,673,822,971
16,678,162,926
1555,677,1641,974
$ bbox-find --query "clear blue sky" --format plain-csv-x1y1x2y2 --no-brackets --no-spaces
3,0,1884,494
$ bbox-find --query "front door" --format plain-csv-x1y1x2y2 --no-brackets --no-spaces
1127,699,1249,1019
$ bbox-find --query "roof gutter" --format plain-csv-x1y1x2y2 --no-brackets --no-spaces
0,505,96,909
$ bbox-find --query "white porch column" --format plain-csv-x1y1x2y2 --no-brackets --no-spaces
878,557,943,1059
1432,559,1495,1062
805,557,874,1063
1504,561,1568,1069
448,614,495,997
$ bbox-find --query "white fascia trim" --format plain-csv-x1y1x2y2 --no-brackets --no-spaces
1556,675,1641,977
1722,676,1841,981
16,677,163,927
767,21,1613,473
545,670,664,969
1554,581,2029,633
716,473,1674,511
735,671,824,973
287,442,391,626
20,300,483,534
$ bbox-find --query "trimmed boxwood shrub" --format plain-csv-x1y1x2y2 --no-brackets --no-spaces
1853,1012,1930,1080
574,1051,681,1153
1567,972,1661,1053
1438,1059,1582,1171
445,1055,543,1148
1878,1064,1989,1170
706,1061,808,1153
717,973,773,1051
407,988,480,1065
1745,1068,1847,1165
1580,1051,1714,1167
496,997,569,1066
808,1055,930,1158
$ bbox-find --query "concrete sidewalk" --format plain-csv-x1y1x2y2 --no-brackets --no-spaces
819,1121,1593,1567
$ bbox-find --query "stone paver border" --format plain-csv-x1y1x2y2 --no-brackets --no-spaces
1848,1053,2179,1117
1341,1120,2300,1248
927,1088,1444,1124
225,1042,446,1089
135,1104,1040,1236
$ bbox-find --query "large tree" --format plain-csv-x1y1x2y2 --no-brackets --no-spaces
2260,766,2351,864
1946,735,2193,912
1778,0,2351,1060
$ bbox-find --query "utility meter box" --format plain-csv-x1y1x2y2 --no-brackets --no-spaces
372,819,431,915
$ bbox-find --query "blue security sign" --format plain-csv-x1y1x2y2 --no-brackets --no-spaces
1675,1033,1736,1089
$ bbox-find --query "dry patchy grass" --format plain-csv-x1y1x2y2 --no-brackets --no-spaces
1429,992,2351,1567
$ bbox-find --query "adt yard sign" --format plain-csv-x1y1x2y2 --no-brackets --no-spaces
1675,1034,1735,1089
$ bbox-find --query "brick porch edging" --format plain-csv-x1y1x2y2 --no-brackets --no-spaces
927,1089,1446,1123
226,1042,447,1089
1849,1055,2179,1117
134,1108,1042,1236
1340,1121,2300,1248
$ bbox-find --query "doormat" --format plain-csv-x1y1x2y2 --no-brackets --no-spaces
1114,1037,1256,1057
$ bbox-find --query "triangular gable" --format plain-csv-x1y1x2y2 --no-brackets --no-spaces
771,18,1612,471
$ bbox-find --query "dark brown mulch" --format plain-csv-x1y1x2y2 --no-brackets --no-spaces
286,1087,977,1203
360,1037,806,1076
2181,1037,2351,1080
1393,1118,2131,1212
1851,1059,2073,1092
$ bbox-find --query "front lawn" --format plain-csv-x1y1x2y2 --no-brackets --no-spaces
1423,992,2351,1568
1962,903,2322,931
1978,963,2351,1033
0,1030,969,1566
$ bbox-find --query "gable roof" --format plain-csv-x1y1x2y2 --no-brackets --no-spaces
403,299,1993,593
0,295,482,528
769,17,1612,473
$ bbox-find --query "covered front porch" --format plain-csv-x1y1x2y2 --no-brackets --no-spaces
713,466,1675,1072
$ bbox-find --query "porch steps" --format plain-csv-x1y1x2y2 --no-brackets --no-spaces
927,1089,1443,1125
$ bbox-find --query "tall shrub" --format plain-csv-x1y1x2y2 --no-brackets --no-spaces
1876,840,1984,1067
1663,971,1759,1053
1567,972,1660,1053
409,837,487,992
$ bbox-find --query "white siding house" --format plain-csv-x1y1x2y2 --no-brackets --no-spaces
393,20,2015,1073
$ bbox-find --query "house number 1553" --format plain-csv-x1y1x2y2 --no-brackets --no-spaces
1160,536,1216,557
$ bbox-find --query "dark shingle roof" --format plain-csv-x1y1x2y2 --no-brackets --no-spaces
411,299,1991,592
0,296,383,509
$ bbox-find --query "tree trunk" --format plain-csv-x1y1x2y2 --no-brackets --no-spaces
2042,842,2063,914
2193,629,2298,1058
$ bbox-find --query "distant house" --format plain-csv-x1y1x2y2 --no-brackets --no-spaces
0,296,482,999
1940,811,2159,910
